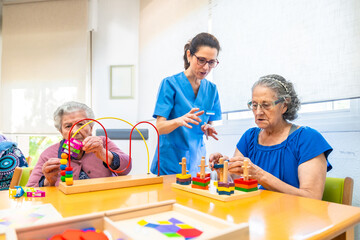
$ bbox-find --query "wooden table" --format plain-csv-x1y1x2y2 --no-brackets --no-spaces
1,175,360,240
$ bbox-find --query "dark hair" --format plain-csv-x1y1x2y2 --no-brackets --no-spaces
183,32,221,70
253,74,301,121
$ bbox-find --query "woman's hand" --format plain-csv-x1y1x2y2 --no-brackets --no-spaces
82,136,107,161
228,156,261,180
42,158,61,186
209,152,228,170
201,124,219,140
176,108,204,129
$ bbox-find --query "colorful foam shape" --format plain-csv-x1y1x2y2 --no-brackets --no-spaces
176,173,191,180
156,224,180,233
177,228,203,238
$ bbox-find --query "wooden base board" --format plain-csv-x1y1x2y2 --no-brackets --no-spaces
58,174,163,194
172,182,260,202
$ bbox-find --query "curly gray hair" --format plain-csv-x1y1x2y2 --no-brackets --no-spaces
252,74,301,121
53,101,95,131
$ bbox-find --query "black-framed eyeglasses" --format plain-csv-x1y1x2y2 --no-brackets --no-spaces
193,54,219,68
247,98,284,111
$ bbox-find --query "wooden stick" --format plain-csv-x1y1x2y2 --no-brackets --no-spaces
223,161,228,184
198,157,208,179
179,157,187,175
219,158,224,182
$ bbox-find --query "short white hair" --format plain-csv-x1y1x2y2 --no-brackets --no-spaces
53,101,95,131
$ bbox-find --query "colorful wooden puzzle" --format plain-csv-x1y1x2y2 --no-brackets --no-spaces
233,158,258,192
191,157,210,190
176,157,191,185
138,217,203,239
8,201,249,239
172,157,260,202
215,160,235,196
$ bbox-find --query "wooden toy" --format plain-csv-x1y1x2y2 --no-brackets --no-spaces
58,119,163,194
61,138,83,158
172,157,260,202
8,200,249,240
216,161,235,195
59,153,74,186
6,201,249,240
58,174,163,194
191,157,210,190
234,158,258,192
176,157,191,185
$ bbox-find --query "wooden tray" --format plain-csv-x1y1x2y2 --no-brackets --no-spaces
8,200,248,240
172,181,260,202
58,174,163,194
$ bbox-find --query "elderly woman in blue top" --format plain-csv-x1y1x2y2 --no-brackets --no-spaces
152,32,222,176
210,74,332,199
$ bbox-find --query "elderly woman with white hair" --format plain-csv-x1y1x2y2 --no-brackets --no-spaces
210,74,333,200
27,101,131,187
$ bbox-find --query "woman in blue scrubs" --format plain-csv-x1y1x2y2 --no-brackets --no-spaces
151,32,222,176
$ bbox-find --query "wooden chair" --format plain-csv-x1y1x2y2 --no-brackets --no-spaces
9,167,34,189
322,177,354,240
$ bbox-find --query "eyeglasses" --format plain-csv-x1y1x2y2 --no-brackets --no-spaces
247,98,284,111
193,54,219,68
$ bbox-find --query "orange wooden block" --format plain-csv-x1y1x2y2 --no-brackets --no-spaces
191,184,209,190
235,183,258,189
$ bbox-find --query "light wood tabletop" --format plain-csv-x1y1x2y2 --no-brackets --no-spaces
1,175,360,240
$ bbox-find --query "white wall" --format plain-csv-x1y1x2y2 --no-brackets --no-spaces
91,0,150,175
92,0,139,124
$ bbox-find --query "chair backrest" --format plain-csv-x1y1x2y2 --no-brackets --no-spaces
322,177,354,205
9,167,33,189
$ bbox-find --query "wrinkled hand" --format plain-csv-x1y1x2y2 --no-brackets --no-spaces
42,158,61,186
176,108,204,129
228,156,260,179
201,124,218,140
209,153,228,170
82,136,106,160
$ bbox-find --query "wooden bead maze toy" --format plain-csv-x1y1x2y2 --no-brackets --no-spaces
191,157,210,190
234,158,258,192
58,118,163,194
176,157,191,185
60,138,80,186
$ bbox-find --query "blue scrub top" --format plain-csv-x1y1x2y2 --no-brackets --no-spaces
151,72,222,176
236,127,333,189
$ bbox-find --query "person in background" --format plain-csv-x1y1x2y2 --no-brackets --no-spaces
27,101,131,187
151,32,222,176
210,74,332,199
0,134,28,190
